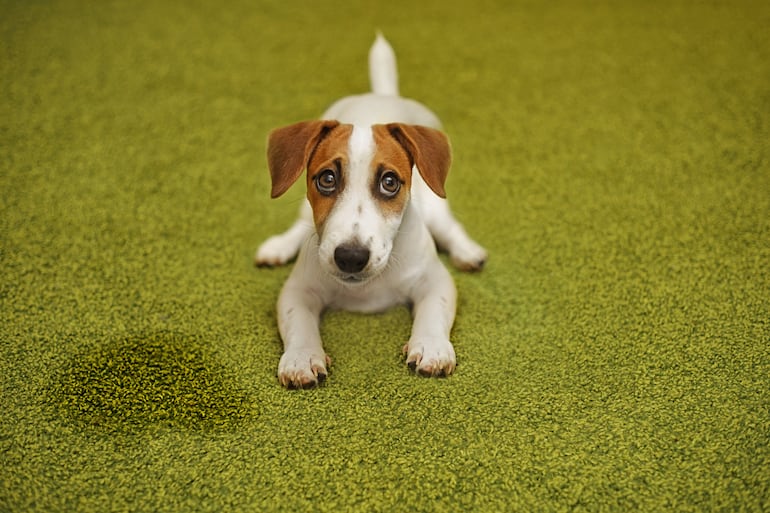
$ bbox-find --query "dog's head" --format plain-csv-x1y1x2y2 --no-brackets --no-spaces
267,120,451,285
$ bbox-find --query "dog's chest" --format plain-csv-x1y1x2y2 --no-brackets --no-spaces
326,276,410,313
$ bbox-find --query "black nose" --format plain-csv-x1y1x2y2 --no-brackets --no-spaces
334,244,370,273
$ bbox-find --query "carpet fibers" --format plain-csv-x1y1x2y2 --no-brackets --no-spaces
2,0,769,511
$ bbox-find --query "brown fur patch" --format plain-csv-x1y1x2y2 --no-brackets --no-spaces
306,124,354,230
371,125,414,217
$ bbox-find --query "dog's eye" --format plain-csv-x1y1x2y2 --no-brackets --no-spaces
315,169,337,195
379,171,401,197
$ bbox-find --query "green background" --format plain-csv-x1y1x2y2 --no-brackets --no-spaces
2,0,769,511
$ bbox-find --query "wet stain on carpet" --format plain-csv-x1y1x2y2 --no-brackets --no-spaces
52,331,251,433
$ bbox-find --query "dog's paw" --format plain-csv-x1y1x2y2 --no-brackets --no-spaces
403,338,456,377
277,350,330,389
449,238,488,272
255,234,298,267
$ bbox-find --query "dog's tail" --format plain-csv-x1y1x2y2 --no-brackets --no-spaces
369,32,399,96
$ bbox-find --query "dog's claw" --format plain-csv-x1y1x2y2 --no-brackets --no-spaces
299,379,319,390
417,365,448,378
282,373,324,389
450,254,487,273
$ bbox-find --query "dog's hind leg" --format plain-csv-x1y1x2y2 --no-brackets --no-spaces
255,200,314,267
415,187,488,272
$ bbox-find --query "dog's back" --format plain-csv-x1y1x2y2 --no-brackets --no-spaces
321,35,442,128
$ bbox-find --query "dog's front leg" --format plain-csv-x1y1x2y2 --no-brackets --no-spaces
404,265,458,377
276,280,329,388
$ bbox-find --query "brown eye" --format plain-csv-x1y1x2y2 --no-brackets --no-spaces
315,169,337,195
379,171,401,197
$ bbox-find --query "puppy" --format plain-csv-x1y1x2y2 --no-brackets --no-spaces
256,34,487,388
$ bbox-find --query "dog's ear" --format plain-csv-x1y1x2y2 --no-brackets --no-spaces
267,120,340,198
386,123,451,198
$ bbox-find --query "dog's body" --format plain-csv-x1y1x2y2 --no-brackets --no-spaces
256,35,487,388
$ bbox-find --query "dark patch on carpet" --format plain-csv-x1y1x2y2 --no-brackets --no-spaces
51,331,250,433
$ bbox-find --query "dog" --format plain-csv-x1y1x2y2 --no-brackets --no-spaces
256,34,487,388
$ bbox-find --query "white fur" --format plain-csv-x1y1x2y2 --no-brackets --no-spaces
369,32,399,96
256,35,487,388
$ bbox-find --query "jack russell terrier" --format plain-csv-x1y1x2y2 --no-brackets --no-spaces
256,34,487,388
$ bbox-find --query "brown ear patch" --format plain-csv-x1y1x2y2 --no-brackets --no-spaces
382,123,451,198
266,120,340,198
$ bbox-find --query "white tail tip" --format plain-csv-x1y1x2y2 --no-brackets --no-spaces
369,32,399,96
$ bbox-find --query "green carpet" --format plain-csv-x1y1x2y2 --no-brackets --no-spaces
2,0,769,511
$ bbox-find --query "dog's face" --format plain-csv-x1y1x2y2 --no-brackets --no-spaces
267,121,451,285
